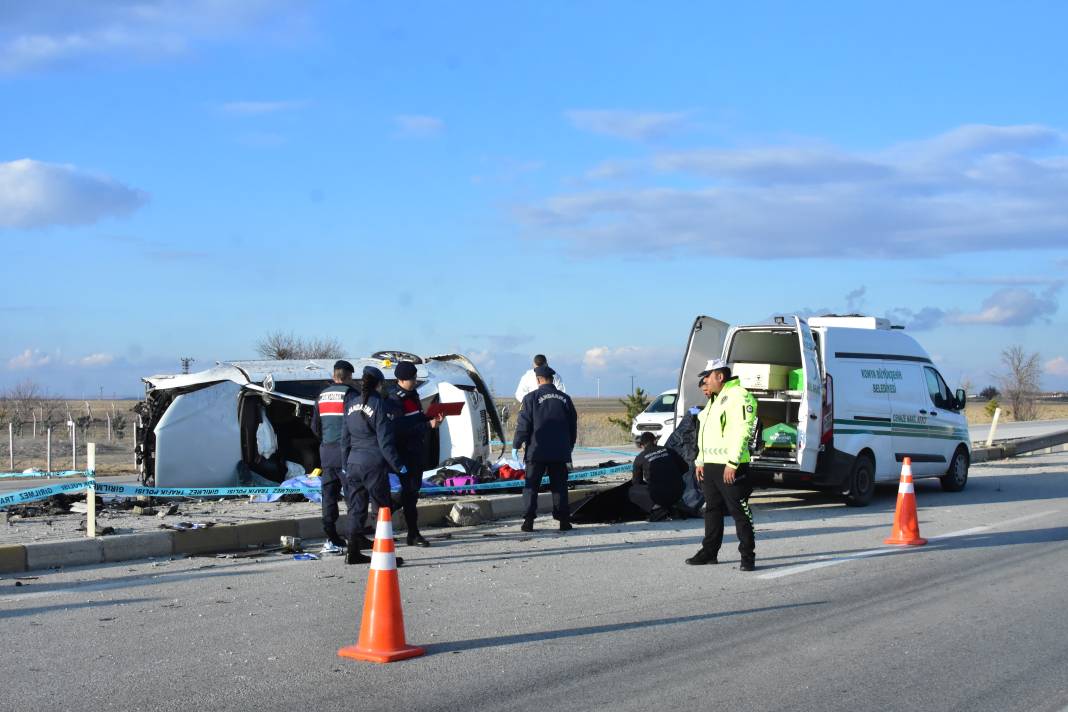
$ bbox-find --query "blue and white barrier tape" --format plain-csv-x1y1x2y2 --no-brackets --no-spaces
0,463,633,508
0,470,93,479
0,480,89,508
94,483,323,499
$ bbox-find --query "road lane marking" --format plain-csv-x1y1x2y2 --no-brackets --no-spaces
758,509,1060,580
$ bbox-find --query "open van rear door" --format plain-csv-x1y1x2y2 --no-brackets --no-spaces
676,316,731,422
794,316,823,472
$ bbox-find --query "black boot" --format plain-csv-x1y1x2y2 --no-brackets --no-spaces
406,532,431,547
558,521,573,532
685,548,719,566
520,519,534,532
739,559,756,572
346,544,371,565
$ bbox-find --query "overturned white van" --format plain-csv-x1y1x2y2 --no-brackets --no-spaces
134,352,503,488
676,315,970,506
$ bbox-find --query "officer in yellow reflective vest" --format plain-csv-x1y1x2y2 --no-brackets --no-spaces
686,359,759,571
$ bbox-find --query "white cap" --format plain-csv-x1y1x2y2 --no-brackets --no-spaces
698,358,729,375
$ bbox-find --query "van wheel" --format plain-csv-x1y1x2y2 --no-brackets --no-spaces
940,447,969,492
843,454,876,507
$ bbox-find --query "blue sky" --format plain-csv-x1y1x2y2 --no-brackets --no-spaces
1,1,1066,398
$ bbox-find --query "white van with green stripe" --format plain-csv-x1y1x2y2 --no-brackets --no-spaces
675,315,970,506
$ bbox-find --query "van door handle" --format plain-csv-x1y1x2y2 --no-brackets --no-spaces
809,414,818,420
930,412,938,417
919,409,928,415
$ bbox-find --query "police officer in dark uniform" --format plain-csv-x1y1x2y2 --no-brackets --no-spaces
341,365,408,566
310,359,362,555
512,365,578,532
630,431,689,520
388,361,443,547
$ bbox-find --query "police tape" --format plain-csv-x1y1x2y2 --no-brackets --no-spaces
0,463,634,508
0,470,93,480
0,480,89,508
93,482,322,499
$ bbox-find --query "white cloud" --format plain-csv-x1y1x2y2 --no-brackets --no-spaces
582,345,677,374
520,124,1068,259
394,114,444,138
0,0,305,74
77,353,115,367
565,110,692,141
220,100,306,115
7,349,52,369
1046,357,1068,377
0,159,148,229
952,286,1060,326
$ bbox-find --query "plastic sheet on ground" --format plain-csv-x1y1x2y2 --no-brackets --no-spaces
252,474,322,503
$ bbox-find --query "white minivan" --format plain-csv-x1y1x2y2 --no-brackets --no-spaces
675,315,970,506
631,389,678,445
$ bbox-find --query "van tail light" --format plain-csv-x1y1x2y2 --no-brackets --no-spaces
821,373,834,447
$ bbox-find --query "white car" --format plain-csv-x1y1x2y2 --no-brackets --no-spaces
134,351,503,487
631,389,679,446
675,315,970,506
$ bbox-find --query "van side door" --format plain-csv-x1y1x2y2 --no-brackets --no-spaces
793,317,823,472
921,366,968,470
890,364,945,475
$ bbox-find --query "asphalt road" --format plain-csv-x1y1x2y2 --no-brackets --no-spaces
2,451,1068,712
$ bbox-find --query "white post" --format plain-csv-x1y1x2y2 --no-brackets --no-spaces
107,413,112,442
32,412,37,439
47,427,52,473
7,422,12,472
72,425,77,471
985,407,1002,447
86,443,96,538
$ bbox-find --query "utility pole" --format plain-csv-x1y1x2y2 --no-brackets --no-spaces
180,357,195,374
630,375,635,394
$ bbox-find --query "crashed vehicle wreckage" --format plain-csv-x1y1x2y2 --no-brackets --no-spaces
134,352,505,488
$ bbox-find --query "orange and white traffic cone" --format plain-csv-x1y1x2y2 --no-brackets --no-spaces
338,507,426,663
884,457,927,546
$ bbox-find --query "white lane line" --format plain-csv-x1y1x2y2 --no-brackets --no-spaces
758,509,1060,581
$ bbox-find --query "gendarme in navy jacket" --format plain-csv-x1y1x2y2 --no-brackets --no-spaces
513,384,578,463
341,390,405,473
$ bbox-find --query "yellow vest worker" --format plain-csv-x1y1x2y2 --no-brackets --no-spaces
687,359,759,571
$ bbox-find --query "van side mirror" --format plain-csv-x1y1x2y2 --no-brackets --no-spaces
954,388,967,411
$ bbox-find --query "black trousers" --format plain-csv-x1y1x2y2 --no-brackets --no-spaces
398,451,423,536
701,463,755,562
320,466,345,546
344,459,389,549
523,461,570,523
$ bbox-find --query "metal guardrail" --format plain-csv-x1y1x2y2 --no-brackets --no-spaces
973,429,1068,463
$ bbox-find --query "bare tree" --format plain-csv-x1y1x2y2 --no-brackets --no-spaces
2,379,45,435
998,345,1041,421
255,331,345,360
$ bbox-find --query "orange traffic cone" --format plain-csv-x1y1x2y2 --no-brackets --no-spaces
338,507,426,663
884,457,927,546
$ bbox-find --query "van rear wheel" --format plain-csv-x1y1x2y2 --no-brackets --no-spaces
940,447,969,492
843,454,876,507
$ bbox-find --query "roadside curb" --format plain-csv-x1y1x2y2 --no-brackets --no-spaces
1,483,614,574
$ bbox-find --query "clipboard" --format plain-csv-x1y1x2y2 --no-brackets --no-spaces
425,401,465,419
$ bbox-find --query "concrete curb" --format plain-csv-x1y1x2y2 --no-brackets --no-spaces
1,484,613,574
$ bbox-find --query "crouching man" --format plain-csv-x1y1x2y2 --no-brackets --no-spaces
630,432,689,521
